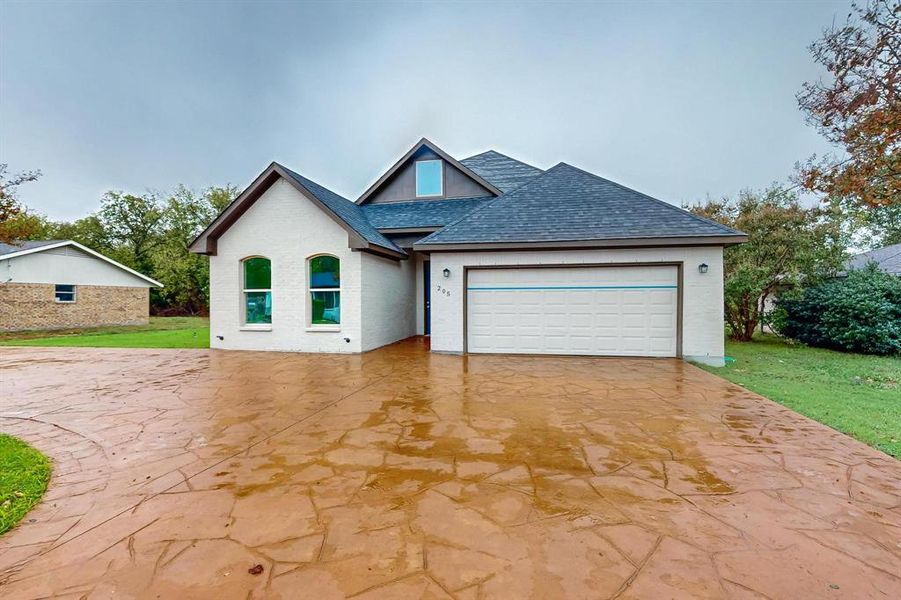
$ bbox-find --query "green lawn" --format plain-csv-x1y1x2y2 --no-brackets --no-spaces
696,335,901,458
0,317,209,349
0,434,51,536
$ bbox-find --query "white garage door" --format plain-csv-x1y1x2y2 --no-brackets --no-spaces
466,265,678,357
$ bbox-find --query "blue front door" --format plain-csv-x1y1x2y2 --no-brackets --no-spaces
424,261,431,335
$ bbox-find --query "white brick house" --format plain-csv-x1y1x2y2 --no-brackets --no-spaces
191,139,745,365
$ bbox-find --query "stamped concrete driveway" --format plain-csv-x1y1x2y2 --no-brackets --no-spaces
0,339,899,599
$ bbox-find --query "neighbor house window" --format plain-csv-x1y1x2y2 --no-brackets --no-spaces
54,284,76,303
242,257,271,325
309,255,340,326
415,160,443,197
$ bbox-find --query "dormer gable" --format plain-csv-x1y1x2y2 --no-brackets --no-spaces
356,138,501,205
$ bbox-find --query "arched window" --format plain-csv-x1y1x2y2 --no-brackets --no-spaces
242,257,271,325
309,255,340,326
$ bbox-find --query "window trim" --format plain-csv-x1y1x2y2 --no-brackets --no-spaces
308,253,341,329
54,284,77,303
241,256,272,328
415,159,444,198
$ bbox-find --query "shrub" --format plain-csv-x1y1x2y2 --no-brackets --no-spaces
775,265,901,355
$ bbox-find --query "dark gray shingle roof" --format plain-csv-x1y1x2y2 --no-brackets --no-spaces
360,197,492,229
460,151,544,193
279,165,404,255
418,163,744,245
0,239,66,258
846,243,901,275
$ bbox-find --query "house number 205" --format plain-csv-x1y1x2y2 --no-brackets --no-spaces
436,285,451,297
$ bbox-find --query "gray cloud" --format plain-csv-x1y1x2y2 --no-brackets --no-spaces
0,0,843,220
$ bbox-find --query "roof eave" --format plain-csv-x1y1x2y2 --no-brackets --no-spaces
414,234,748,252
188,163,405,260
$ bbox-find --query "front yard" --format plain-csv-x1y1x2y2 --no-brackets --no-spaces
697,335,901,458
0,434,51,536
0,316,209,349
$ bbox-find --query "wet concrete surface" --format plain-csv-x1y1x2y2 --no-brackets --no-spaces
0,338,899,598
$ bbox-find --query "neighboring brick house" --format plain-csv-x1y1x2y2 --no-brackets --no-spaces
0,240,161,332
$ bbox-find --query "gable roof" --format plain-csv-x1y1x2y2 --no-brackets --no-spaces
278,166,404,255
0,240,162,286
189,162,405,258
416,163,746,249
355,138,503,205
0,239,66,257
845,243,901,275
460,151,544,193
360,196,492,230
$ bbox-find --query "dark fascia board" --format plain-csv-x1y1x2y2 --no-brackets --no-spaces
413,235,748,252
355,138,503,205
189,163,406,260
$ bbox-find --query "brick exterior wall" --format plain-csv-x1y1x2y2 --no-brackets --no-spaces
0,283,149,332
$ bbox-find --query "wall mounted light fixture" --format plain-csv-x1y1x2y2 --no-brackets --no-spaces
698,263,709,274
443,268,451,278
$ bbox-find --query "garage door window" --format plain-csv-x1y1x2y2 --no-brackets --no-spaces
309,255,340,326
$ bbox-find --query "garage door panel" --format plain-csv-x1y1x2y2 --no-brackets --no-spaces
467,265,678,357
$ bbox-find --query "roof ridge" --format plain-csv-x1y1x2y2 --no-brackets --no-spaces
555,162,743,236
461,149,544,170
276,162,353,203
855,242,901,257
462,149,504,161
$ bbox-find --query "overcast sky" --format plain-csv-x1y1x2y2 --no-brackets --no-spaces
1,0,846,221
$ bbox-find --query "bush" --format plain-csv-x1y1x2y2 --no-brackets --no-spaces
775,265,901,355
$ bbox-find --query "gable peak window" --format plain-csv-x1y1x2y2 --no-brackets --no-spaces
242,257,271,325
415,160,443,197
309,255,340,326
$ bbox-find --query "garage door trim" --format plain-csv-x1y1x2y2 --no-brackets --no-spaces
463,262,684,357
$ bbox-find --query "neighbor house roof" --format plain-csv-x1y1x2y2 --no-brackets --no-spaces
460,151,544,193
0,239,67,257
0,240,162,286
360,197,492,230
416,163,746,249
844,243,901,276
189,162,405,258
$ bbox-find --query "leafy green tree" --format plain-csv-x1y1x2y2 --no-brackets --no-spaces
691,187,847,341
867,202,901,246
1,211,53,241
50,215,115,254
797,0,900,210
96,191,165,275
0,164,42,243
153,185,237,313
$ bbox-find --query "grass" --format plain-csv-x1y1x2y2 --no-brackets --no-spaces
696,335,901,458
0,434,52,536
0,317,209,349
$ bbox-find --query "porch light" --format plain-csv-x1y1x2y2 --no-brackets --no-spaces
698,263,709,274
443,268,451,278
